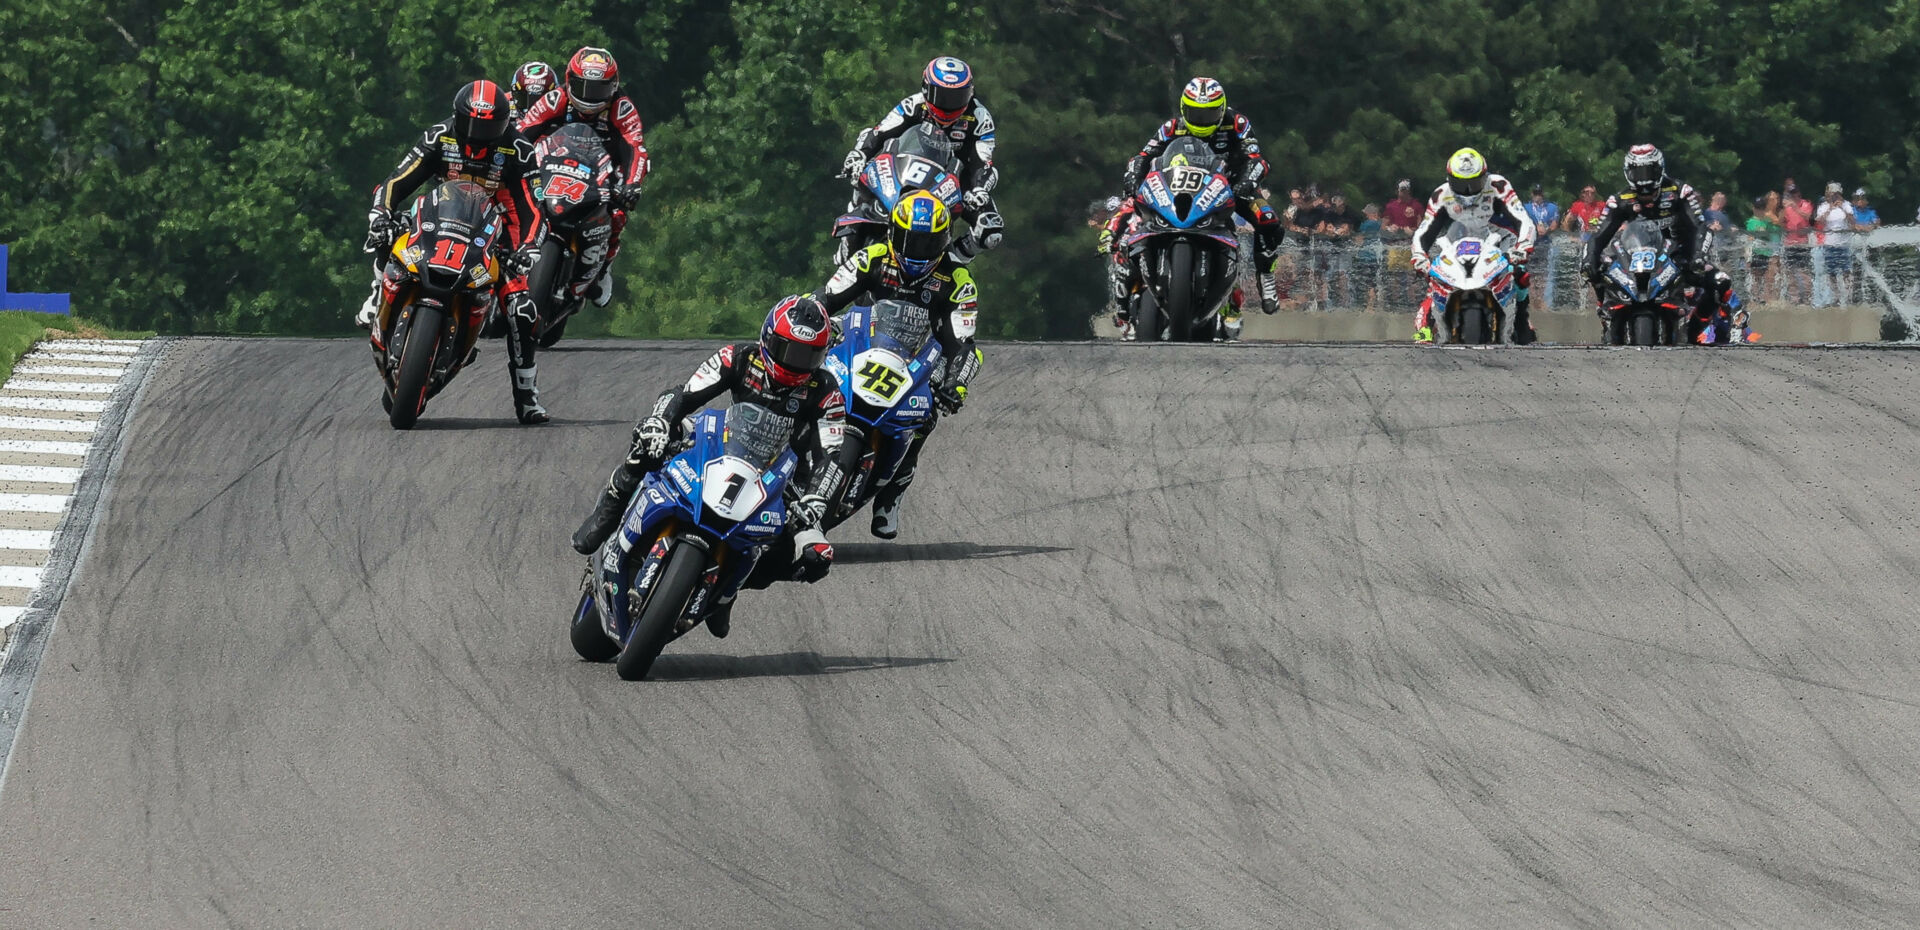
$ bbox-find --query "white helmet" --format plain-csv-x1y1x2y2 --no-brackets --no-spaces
1624,144,1665,192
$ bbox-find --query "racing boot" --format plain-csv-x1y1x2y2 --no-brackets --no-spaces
870,485,903,539
1512,299,1538,345
355,291,379,329
571,464,642,554
511,364,549,425
588,268,614,308
1257,248,1282,314
706,595,734,638
1413,296,1435,343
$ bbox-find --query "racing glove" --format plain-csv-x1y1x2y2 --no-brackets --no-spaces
632,415,671,460
365,208,400,254
840,149,866,178
965,187,993,213
1097,228,1114,255
935,383,967,414
793,492,830,529
1233,179,1261,200
505,245,539,279
614,182,642,210
1411,252,1432,274
791,528,834,583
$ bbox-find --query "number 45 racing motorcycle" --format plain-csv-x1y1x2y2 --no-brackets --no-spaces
817,300,940,528
570,402,801,680
370,180,501,429
1422,221,1521,345
1123,136,1241,342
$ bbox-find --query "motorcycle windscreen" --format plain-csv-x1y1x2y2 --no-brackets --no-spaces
870,299,931,356
413,181,498,290
704,403,794,523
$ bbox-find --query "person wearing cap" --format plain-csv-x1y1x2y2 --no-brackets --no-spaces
1814,181,1858,305
1851,189,1880,230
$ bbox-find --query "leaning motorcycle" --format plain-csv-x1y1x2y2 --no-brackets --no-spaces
370,180,500,429
833,123,966,265
1422,222,1520,345
1123,137,1240,342
570,402,800,680
523,124,618,349
1596,218,1683,346
818,300,942,529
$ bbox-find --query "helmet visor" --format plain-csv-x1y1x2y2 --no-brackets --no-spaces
767,335,826,374
926,82,972,116
456,112,508,145
569,74,617,106
1447,174,1487,197
896,227,946,265
1182,103,1225,130
1626,161,1662,186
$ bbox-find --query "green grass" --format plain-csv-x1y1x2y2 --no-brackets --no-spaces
0,312,154,385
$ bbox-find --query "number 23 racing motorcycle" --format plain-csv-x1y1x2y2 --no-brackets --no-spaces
369,180,502,429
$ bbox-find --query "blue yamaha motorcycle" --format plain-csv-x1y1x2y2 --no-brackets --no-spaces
570,402,798,680
1123,137,1240,342
819,300,941,528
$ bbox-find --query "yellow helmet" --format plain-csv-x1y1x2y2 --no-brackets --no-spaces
1447,147,1488,196
1180,77,1227,136
888,190,951,281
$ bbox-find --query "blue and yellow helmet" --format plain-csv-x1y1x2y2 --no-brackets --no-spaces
888,190,952,282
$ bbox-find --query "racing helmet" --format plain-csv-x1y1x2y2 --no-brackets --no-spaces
759,295,831,388
887,190,952,284
1447,147,1488,196
922,57,974,125
1180,77,1227,137
510,61,556,115
566,47,620,117
451,80,511,148
1624,143,1665,193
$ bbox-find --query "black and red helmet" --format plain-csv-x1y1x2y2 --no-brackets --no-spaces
566,47,621,117
451,80,510,147
510,61,556,114
759,295,831,387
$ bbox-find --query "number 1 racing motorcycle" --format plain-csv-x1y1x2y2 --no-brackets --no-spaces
570,402,801,680
833,123,966,265
1421,221,1520,345
1122,136,1240,342
370,180,501,429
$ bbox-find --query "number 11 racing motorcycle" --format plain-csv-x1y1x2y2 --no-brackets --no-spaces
522,124,617,348
370,180,501,429
817,300,939,528
1123,136,1240,342
570,402,800,680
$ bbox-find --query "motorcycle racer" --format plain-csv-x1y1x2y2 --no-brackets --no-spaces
1119,77,1284,314
569,296,855,637
842,56,1004,264
1410,147,1538,344
359,79,552,424
1583,144,1743,341
815,191,982,539
517,46,649,309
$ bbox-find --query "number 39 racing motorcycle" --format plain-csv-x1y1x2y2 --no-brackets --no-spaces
570,402,801,680
370,180,501,429
1422,221,1520,345
522,124,618,349
832,123,966,265
818,300,939,528
1123,136,1240,342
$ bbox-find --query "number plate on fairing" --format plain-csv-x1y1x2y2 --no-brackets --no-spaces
701,457,768,522
849,349,911,407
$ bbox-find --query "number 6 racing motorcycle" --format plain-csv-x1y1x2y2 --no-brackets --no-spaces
1421,221,1520,345
523,124,618,349
1123,136,1241,342
817,300,939,528
832,123,966,265
570,402,801,680
370,180,502,429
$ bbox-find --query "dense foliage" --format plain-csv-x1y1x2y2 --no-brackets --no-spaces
6,0,1918,337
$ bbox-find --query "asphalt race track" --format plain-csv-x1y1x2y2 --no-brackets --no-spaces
4,338,1920,927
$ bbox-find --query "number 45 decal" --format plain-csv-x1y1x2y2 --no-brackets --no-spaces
857,360,906,400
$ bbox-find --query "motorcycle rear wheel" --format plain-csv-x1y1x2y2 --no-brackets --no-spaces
616,540,706,681
389,304,442,430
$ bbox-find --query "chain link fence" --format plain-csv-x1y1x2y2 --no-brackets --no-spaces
1247,227,1920,335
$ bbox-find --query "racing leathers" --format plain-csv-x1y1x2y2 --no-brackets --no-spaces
850,93,1002,262
1120,109,1284,312
569,344,856,630
1583,178,1740,341
816,243,982,537
517,88,650,305
367,122,550,422
1411,175,1537,343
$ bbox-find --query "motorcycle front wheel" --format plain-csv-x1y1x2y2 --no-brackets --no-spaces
616,540,706,681
570,578,619,662
389,303,443,430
